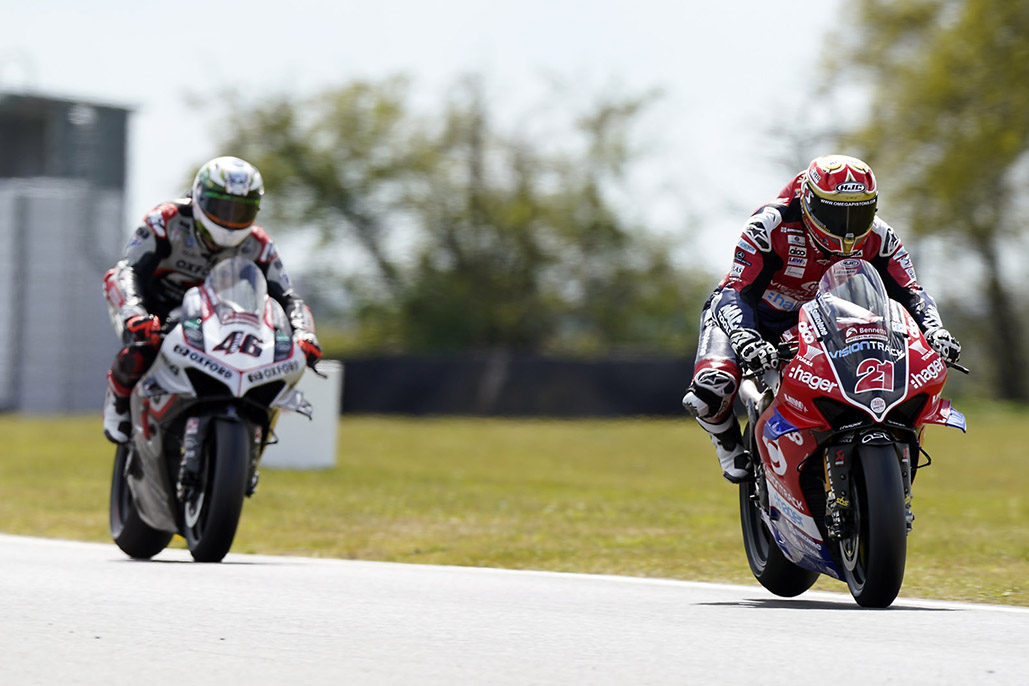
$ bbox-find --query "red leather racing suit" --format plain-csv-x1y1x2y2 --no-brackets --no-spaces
690,173,943,425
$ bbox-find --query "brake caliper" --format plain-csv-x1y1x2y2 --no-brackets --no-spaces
824,439,855,540
177,416,204,501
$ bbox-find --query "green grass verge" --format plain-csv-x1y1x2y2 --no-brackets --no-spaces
1,408,1026,606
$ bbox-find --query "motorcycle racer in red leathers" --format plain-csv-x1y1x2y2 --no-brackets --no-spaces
682,154,961,483
102,156,322,444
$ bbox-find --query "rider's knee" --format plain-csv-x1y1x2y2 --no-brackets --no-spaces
111,346,155,387
683,366,740,423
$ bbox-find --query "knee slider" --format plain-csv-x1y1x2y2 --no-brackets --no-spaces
112,346,155,387
685,368,738,421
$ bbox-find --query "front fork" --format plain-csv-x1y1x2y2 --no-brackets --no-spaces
739,370,779,516
823,433,916,540
175,408,263,501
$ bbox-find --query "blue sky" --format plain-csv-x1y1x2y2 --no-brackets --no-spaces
2,0,843,270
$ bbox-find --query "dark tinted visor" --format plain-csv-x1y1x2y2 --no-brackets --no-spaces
197,191,260,229
806,194,876,238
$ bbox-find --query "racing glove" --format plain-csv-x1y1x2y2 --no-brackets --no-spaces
925,327,961,364
296,332,323,368
125,314,162,347
729,328,779,373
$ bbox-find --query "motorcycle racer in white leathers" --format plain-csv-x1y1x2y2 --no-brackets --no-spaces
102,156,322,443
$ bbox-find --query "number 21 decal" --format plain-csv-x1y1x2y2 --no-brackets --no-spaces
854,359,894,393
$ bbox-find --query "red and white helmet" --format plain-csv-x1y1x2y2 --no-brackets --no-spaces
800,154,878,255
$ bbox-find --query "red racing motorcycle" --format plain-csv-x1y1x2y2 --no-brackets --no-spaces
737,258,967,607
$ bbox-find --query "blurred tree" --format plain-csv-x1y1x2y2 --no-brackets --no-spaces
214,76,711,355
826,0,1029,400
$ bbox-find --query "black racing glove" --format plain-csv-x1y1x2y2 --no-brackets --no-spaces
729,328,779,373
925,327,961,364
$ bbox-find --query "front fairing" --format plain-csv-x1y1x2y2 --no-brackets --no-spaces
804,260,913,423
166,258,306,398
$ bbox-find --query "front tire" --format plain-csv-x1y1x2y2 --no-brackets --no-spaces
840,444,907,608
182,418,250,562
110,444,173,559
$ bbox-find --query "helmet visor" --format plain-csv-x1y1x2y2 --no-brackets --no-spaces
196,190,260,229
805,193,876,241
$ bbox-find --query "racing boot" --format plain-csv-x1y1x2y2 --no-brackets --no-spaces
102,383,131,445
697,415,751,484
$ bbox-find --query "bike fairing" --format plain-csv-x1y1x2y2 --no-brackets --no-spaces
152,259,306,400
745,259,964,584
118,258,310,542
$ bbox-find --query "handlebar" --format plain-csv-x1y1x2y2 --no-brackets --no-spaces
947,361,970,375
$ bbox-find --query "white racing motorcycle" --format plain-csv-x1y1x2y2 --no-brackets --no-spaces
109,257,313,562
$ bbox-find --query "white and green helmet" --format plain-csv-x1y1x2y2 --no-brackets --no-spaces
192,156,264,248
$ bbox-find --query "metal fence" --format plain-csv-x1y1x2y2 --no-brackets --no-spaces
337,352,694,417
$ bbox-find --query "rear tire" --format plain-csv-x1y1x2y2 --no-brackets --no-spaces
739,478,819,597
109,444,173,559
840,444,907,608
183,419,250,562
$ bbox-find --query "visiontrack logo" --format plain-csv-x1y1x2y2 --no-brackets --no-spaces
828,339,903,359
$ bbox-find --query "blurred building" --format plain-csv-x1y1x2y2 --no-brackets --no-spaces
0,92,128,412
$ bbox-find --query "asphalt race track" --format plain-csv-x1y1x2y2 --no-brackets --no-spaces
4,533,1027,685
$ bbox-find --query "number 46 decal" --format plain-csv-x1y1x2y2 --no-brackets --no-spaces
213,331,263,357
855,359,894,393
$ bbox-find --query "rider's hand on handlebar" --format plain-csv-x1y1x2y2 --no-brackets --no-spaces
926,327,961,364
296,332,322,368
125,314,162,347
729,328,779,374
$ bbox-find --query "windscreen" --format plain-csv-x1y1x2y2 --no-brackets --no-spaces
204,257,267,316
810,259,909,420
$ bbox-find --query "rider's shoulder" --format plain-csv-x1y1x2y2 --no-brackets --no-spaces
863,217,903,258
141,198,191,240
239,224,279,263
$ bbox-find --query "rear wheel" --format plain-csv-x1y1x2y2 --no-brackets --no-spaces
183,419,250,562
109,444,173,559
739,478,819,597
840,444,907,608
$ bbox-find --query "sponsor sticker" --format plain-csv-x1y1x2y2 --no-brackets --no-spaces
910,357,945,389
828,339,903,359
717,303,744,330
783,394,806,412
844,324,888,342
762,290,800,311
744,222,772,252
247,359,301,383
784,266,805,278
788,365,838,393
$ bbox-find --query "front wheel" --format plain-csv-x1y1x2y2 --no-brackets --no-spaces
110,444,173,559
840,444,908,608
182,418,250,562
